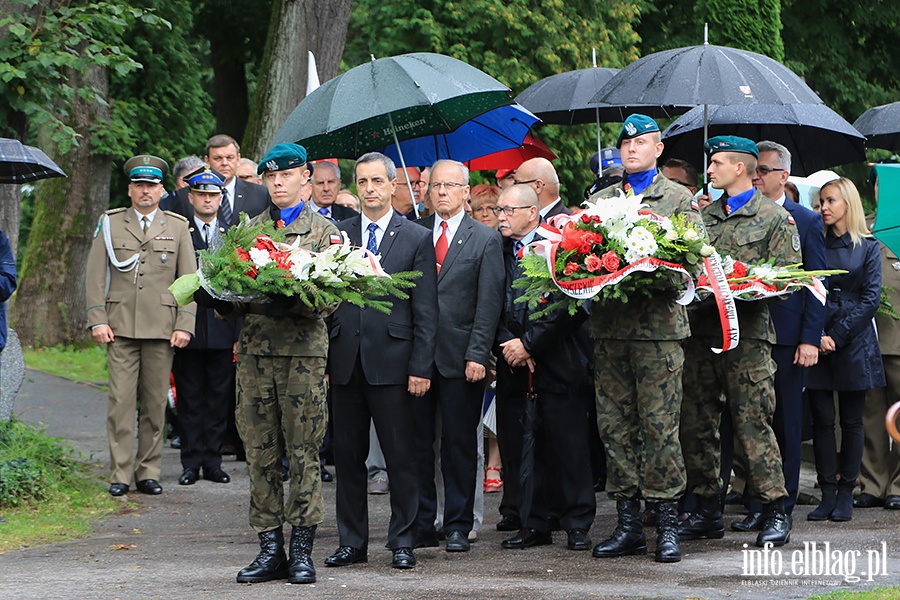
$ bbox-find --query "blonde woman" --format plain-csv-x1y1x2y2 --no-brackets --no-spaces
805,178,884,522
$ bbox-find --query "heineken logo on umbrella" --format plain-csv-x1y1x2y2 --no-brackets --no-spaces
383,118,428,137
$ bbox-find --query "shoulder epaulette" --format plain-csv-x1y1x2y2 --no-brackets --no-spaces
105,207,128,215
164,210,189,222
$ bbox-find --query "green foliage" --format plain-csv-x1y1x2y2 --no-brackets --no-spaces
879,286,900,321
343,0,643,205
0,0,156,151
107,0,216,193
0,420,72,508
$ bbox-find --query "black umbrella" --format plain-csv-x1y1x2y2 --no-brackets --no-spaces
854,101,900,152
517,370,539,538
590,44,823,109
0,138,67,183
661,103,866,177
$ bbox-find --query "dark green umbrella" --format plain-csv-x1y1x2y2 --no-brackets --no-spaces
271,52,513,160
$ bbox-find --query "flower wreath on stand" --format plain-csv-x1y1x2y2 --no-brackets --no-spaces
170,214,420,312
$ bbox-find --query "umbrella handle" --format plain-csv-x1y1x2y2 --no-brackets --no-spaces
887,402,900,445
388,112,420,219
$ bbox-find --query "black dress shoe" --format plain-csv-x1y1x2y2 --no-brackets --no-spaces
501,528,552,549
321,465,334,482
109,483,129,496
178,468,199,486
415,530,440,548
854,493,884,508
567,528,592,551
731,512,764,532
496,514,521,532
324,546,367,567
444,530,470,552
136,479,162,495
391,547,416,569
203,467,231,483
169,436,181,449
885,495,900,510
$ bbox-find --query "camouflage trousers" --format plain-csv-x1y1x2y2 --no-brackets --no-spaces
236,354,328,532
681,337,787,503
594,339,686,501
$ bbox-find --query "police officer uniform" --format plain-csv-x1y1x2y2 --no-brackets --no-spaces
85,155,197,496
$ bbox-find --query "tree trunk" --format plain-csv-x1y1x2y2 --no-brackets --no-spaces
11,63,111,347
243,0,352,160
210,34,250,144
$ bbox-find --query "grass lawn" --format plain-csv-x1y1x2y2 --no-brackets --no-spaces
23,345,107,383
810,587,900,599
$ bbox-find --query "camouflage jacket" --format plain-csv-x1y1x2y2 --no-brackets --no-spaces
234,202,340,357
588,174,702,341
691,188,801,343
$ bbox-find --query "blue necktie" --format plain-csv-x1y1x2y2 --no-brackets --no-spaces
513,240,524,256
366,222,378,254
220,189,232,226
318,207,330,218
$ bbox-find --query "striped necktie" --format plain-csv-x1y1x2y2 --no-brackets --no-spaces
220,189,232,226
366,222,378,254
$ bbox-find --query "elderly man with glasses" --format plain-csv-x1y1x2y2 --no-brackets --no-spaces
513,158,570,219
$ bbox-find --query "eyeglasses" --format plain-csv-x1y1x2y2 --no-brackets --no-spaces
429,181,466,190
513,178,538,186
489,205,532,216
400,179,422,188
755,166,785,176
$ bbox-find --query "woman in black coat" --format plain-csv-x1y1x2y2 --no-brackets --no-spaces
806,178,884,522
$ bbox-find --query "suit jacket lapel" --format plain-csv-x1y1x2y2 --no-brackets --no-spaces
343,215,363,247
438,213,473,282
377,213,403,259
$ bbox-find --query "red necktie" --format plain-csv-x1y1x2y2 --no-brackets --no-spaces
435,221,448,272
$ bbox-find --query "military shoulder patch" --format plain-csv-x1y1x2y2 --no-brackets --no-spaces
787,214,796,225
329,233,342,245
691,199,700,211
164,210,188,222
792,234,801,252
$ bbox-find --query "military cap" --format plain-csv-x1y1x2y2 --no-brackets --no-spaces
704,135,759,158
590,147,622,174
124,155,169,183
616,114,660,148
185,166,225,193
257,143,308,175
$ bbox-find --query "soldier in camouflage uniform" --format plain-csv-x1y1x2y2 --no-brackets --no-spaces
589,115,701,564
196,143,339,585
679,136,801,549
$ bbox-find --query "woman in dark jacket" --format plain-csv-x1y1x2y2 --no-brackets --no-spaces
806,178,884,522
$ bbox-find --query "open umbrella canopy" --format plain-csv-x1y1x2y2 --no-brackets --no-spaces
0,138,67,183
591,44,823,109
517,67,642,124
271,52,513,159
376,104,538,167
854,101,900,152
466,131,556,171
661,103,866,177
872,164,900,257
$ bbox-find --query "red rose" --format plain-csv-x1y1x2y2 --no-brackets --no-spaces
585,254,602,273
592,215,601,224
591,231,604,245
581,213,592,224
601,251,620,272
276,219,285,228
236,247,251,262
731,261,748,278
563,261,580,276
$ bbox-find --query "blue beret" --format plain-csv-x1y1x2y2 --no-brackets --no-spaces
616,114,660,148
124,155,169,183
590,147,622,174
185,166,225,193
704,135,759,158
258,143,309,175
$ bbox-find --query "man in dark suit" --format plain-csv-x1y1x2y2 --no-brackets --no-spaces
728,141,826,530
167,134,270,227
515,158,571,219
171,167,240,486
414,160,504,553
493,184,597,551
310,161,356,223
324,152,438,571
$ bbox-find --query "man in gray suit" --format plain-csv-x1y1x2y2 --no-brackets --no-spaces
414,159,505,552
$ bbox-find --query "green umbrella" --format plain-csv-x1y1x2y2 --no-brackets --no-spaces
872,164,900,257
271,52,513,160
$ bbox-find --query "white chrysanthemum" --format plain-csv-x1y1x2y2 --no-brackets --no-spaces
624,226,658,259
249,247,274,268
624,248,642,264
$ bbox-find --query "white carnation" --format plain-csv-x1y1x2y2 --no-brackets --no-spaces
248,247,273,268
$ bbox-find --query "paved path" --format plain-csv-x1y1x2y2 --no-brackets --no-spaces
4,369,900,599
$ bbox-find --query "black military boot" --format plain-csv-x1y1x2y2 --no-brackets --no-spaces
678,495,725,540
287,525,317,584
756,498,791,547
592,499,647,558
654,501,682,563
236,529,288,583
